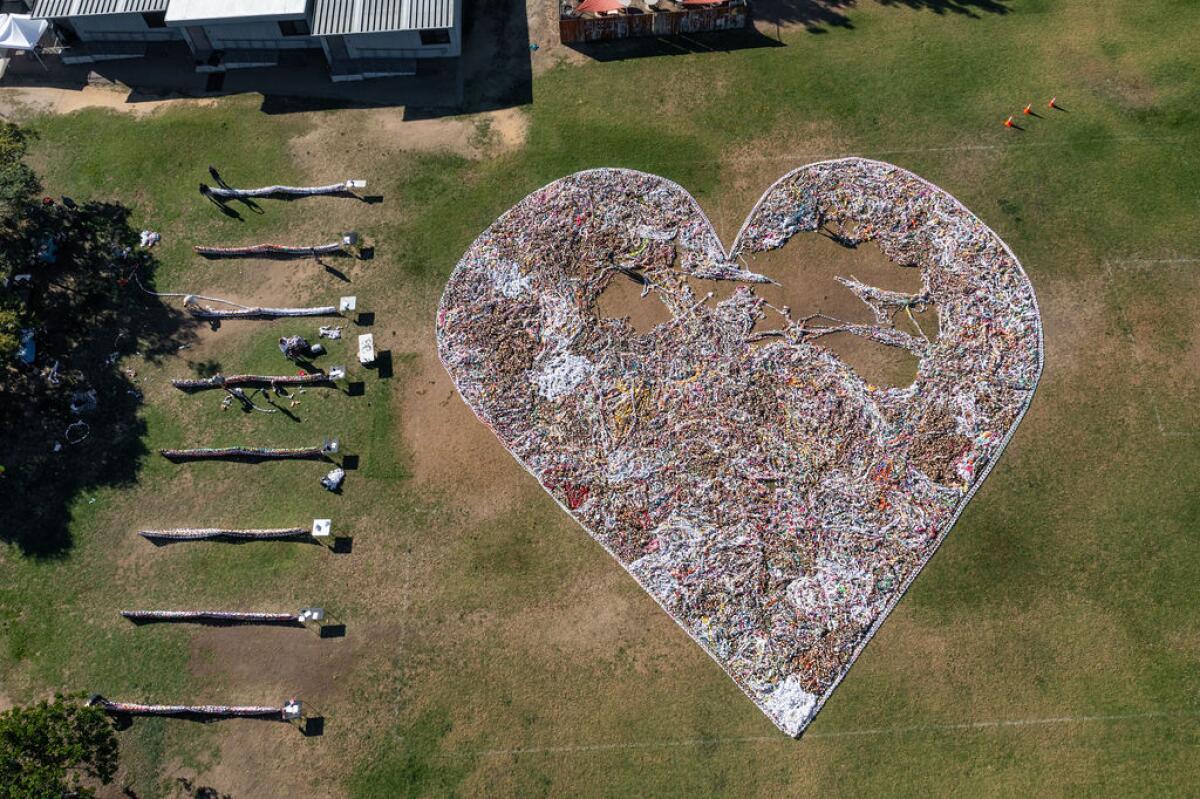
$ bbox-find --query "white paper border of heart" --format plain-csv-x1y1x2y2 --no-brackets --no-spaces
436,157,1045,737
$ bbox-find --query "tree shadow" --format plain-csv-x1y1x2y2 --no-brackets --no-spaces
0,200,198,557
172,778,233,799
189,359,222,378
874,0,1010,17
746,0,857,32
751,0,1009,29
120,777,234,799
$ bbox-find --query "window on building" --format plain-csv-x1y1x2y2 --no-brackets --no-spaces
278,20,310,37
142,12,167,28
419,28,451,45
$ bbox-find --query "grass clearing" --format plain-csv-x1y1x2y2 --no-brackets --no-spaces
1,0,1199,795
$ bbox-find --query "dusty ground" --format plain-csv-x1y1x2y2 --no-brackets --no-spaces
401,330,539,521
168,624,366,799
741,234,932,386
527,0,590,73
0,84,528,164
0,84,217,120
288,106,528,167
595,228,930,387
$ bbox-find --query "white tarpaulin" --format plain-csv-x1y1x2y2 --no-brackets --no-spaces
0,14,48,51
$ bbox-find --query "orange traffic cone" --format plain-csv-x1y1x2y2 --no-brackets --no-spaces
1023,103,1034,115
1048,96,1059,109
1004,116,1015,128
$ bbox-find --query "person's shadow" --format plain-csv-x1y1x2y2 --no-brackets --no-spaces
202,166,263,219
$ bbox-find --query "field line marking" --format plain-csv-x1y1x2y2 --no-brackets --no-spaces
1107,257,1200,266
513,136,1191,171
698,136,1190,166
449,710,1198,757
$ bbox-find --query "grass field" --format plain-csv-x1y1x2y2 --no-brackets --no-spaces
2,0,1199,795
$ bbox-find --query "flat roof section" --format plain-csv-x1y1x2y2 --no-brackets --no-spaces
311,0,454,35
32,0,169,18
165,0,309,24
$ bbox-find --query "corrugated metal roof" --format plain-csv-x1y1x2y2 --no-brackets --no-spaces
404,0,452,30
312,0,454,35
33,0,168,18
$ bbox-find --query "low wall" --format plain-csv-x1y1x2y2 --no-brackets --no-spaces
560,4,748,44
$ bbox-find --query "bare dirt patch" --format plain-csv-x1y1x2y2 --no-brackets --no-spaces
526,0,589,73
0,84,216,121
187,624,357,705
401,344,536,519
172,717,337,799
178,623,367,798
288,106,529,173
521,566,681,669
736,233,930,386
597,272,674,333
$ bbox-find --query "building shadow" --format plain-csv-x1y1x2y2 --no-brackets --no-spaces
1,0,532,119
1,46,467,115
457,0,534,114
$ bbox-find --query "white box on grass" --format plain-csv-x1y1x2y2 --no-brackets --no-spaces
358,334,376,365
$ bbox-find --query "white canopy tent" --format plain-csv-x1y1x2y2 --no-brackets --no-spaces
0,14,49,73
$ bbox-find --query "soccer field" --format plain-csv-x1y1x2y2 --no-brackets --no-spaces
1,0,1198,795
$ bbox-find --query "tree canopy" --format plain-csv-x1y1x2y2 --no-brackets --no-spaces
0,123,38,363
0,122,194,554
0,696,119,799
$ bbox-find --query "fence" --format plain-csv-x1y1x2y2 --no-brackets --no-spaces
560,4,748,44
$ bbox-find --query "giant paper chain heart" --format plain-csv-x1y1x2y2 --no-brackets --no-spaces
437,158,1043,736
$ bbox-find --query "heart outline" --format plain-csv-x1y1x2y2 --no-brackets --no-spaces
437,157,1045,736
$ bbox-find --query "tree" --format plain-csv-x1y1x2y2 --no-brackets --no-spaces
0,123,38,220
0,123,38,363
0,695,119,798
0,122,195,554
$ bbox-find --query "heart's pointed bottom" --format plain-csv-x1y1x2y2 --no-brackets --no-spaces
438,158,1043,737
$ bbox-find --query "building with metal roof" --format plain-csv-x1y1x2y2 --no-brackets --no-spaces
311,0,455,36
32,0,168,17
27,0,460,80
164,0,310,25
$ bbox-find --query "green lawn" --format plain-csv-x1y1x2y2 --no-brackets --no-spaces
2,0,1200,795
